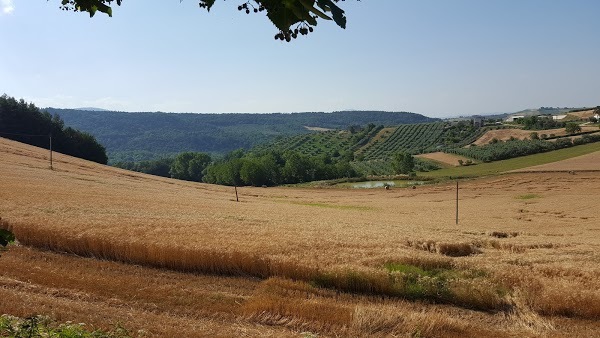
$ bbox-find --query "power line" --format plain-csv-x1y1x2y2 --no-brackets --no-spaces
0,131,54,169
0,131,49,137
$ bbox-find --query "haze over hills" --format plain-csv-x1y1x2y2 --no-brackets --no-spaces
45,108,439,162
74,107,110,112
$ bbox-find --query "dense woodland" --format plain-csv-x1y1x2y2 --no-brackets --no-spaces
46,108,439,162
115,149,359,186
0,95,107,164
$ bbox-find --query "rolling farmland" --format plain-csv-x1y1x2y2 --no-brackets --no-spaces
1,137,600,337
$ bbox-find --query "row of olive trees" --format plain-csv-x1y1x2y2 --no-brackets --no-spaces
449,134,600,163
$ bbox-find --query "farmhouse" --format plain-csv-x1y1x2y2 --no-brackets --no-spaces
553,114,567,120
505,115,525,122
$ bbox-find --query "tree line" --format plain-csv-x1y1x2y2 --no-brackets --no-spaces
448,134,600,162
0,95,108,164
515,115,565,130
115,148,360,186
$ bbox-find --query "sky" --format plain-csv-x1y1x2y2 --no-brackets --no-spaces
1,1,599,118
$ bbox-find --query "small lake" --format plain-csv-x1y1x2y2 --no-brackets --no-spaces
349,181,425,189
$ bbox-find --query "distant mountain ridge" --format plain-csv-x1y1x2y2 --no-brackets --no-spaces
74,107,109,112
45,108,439,162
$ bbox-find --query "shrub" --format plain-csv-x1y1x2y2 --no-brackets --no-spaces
565,122,582,134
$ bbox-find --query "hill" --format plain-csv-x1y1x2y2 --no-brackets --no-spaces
249,121,485,176
0,95,107,164
1,137,600,337
45,108,438,163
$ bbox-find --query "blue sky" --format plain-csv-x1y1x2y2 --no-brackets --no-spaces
1,1,599,117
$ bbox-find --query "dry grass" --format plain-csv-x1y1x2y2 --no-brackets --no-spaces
406,240,480,257
416,151,474,167
2,137,600,336
472,126,599,145
490,231,519,238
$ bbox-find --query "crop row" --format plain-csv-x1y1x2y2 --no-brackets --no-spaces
447,134,600,162
361,123,446,160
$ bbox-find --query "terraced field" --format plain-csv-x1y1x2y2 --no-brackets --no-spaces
2,137,600,337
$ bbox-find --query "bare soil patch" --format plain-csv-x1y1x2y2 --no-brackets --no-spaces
304,126,332,132
565,109,595,120
472,126,598,145
416,152,473,167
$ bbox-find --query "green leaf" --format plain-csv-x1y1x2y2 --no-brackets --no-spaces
0,229,15,247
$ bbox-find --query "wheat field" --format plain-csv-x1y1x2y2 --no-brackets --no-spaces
1,136,600,337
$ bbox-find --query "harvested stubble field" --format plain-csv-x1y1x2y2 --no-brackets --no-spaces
472,126,598,145
416,152,473,167
1,136,600,337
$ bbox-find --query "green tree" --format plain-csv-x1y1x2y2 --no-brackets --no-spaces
0,94,107,164
239,158,269,186
56,0,348,41
170,152,212,182
282,151,312,183
565,122,582,134
204,158,244,186
392,152,415,174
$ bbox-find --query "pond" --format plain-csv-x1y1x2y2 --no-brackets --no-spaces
347,181,426,189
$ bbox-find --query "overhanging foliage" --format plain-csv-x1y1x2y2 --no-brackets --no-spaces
56,0,350,41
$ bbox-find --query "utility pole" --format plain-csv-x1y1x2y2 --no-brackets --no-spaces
49,134,53,170
234,185,239,202
455,180,459,224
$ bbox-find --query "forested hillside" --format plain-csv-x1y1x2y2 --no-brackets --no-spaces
46,108,438,162
0,95,107,164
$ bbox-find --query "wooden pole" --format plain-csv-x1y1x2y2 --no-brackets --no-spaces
455,180,459,225
234,185,239,202
49,134,53,170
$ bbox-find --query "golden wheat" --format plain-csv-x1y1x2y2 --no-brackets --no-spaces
1,137,600,336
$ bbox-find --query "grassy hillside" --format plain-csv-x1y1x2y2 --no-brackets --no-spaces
421,142,600,178
47,108,438,162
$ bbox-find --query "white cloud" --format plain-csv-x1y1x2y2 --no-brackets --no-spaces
1,0,14,14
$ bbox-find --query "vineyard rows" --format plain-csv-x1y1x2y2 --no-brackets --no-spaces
359,123,446,160
252,121,485,165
